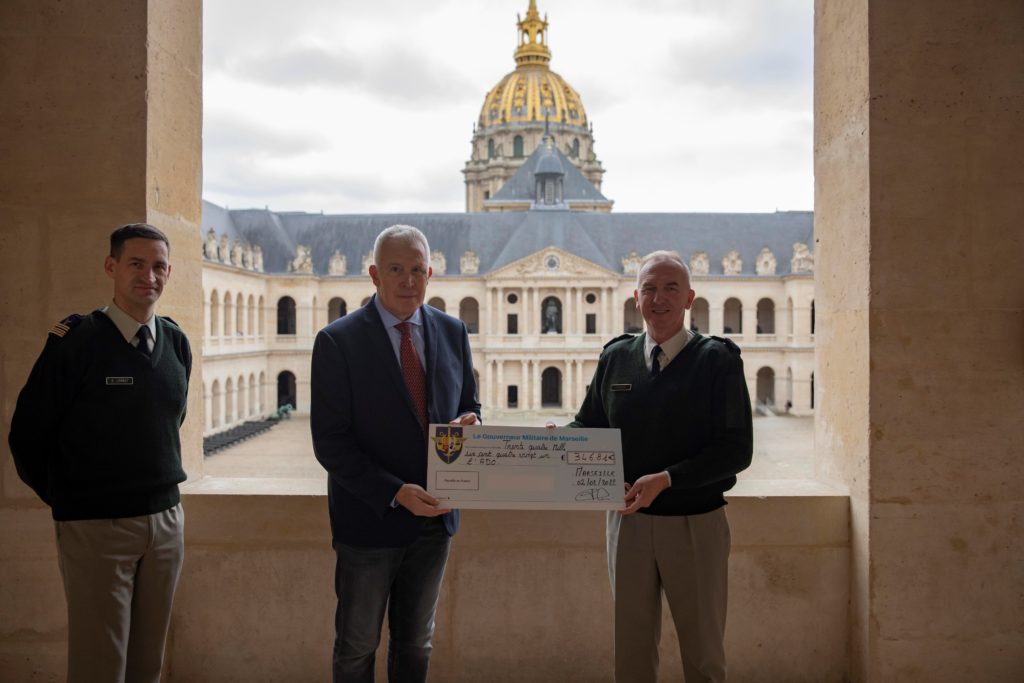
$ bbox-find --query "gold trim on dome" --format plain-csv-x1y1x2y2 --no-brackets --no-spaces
515,0,550,66
478,2,588,130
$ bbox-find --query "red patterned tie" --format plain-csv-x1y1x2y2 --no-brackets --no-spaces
396,322,427,432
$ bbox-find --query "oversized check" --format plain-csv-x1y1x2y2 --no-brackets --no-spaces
426,424,624,510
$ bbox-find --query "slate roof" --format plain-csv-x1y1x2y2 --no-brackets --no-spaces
488,141,610,206
201,200,813,277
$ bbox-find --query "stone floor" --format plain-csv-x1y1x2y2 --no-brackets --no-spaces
199,412,813,482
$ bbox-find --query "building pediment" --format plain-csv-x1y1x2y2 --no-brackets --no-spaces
487,246,618,281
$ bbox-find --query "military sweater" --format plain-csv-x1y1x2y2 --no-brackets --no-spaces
9,311,191,520
569,333,753,516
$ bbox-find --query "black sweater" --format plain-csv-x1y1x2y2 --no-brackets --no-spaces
9,311,191,520
569,333,753,516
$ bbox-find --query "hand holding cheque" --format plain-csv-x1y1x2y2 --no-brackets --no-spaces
427,424,624,510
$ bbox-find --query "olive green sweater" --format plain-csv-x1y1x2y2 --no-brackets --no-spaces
569,333,752,516
9,311,191,520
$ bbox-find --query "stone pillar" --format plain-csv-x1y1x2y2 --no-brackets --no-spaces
520,360,530,410
599,287,608,334
0,2,202,678
741,302,756,340
816,1,1024,679
496,360,505,410
495,286,504,336
532,361,542,410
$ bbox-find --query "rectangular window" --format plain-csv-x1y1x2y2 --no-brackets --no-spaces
585,313,597,334
507,313,518,334
507,385,519,408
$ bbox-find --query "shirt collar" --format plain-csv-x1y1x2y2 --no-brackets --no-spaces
101,301,156,344
645,325,692,367
373,295,423,330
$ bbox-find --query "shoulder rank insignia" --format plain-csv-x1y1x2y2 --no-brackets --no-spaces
603,333,635,349
49,313,85,338
709,335,742,354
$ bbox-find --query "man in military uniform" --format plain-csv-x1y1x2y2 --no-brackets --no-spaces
9,223,192,683
566,250,753,683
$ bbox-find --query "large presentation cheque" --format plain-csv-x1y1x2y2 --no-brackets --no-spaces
426,424,624,510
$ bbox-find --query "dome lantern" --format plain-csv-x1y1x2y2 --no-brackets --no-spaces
515,0,551,67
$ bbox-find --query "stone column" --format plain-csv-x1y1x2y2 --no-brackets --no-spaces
532,361,542,410
599,287,608,334
816,1,1024,679
0,3,202,678
496,360,505,410
495,286,504,336
520,360,530,410
485,358,494,409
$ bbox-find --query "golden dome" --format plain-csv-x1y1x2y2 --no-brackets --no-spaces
477,1,588,131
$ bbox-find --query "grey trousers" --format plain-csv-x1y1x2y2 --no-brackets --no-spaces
55,503,185,683
607,507,730,683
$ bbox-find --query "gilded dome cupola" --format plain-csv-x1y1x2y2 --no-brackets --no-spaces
463,1,606,213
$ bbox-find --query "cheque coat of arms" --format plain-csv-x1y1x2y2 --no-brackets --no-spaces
432,426,465,464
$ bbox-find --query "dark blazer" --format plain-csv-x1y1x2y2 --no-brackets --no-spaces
310,296,480,547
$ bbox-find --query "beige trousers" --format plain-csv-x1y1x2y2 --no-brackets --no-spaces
607,507,730,683
55,503,184,683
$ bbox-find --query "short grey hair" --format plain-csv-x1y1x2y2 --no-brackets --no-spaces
637,250,690,287
373,224,430,266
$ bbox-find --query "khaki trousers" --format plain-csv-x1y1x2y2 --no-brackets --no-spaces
607,507,730,683
55,504,184,683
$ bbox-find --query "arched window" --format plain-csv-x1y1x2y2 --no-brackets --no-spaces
541,367,562,407
428,297,446,313
258,371,266,413
541,296,562,334
488,138,495,159
247,294,256,336
723,297,742,334
328,297,347,322
513,135,524,158
248,373,257,417
237,375,246,419
459,297,480,333
235,293,244,337
571,138,579,158
810,372,815,409
786,367,794,412
756,298,775,334
810,299,816,335
277,371,297,410
756,367,776,407
690,298,709,334
211,379,221,428
787,296,795,335
210,289,220,337
258,296,265,337
623,298,643,333
223,292,233,337
277,296,296,335
225,377,234,425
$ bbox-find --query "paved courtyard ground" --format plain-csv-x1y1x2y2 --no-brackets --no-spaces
201,413,813,482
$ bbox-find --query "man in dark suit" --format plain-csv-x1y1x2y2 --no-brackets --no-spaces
311,224,480,683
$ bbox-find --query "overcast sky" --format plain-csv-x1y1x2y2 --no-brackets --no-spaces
203,0,812,214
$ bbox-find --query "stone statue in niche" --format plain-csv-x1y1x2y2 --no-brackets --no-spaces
288,245,313,274
431,250,447,275
243,244,253,270
621,250,642,275
460,250,480,275
362,251,374,275
791,242,815,273
230,240,243,267
755,247,777,276
253,246,264,272
542,299,562,334
722,250,743,275
690,251,710,275
218,235,231,263
328,250,347,276
204,228,218,260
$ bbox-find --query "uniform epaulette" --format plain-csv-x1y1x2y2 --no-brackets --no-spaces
603,333,635,349
161,315,181,329
49,313,86,338
709,335,742,354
